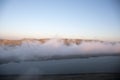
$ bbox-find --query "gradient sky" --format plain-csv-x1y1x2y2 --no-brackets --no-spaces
0,0,120,41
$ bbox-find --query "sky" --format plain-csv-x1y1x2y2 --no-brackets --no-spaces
0,0,120,41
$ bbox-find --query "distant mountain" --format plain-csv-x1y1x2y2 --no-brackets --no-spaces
0,38,119,46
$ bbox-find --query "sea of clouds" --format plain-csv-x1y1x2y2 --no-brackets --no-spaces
0,39,120,63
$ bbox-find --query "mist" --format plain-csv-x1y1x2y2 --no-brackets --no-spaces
0,39,120,63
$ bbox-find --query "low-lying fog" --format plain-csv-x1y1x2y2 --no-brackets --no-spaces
0,39,120,64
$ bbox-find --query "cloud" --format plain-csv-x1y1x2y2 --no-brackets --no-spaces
0,39,120,64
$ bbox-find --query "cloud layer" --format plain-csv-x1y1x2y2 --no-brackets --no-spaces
0,39,120,63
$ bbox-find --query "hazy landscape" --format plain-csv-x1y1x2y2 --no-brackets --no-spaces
0,0,120,79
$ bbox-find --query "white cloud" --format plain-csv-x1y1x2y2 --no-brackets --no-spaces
0,39,120,63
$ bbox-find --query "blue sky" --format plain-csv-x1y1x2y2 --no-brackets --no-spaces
0,0,120,41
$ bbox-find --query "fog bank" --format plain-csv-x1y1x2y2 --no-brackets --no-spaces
0,39,120,63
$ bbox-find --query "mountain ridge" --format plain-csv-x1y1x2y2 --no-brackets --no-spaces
0,38,119,46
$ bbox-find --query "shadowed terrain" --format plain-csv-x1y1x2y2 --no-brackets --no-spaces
0,73,120,80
